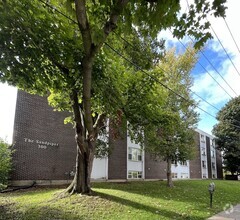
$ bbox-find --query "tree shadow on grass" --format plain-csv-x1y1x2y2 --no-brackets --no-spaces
94,190,205,220
93,180,216,208
0,201,85,220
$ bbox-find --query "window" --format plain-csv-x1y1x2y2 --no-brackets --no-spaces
202,174,207,179
212,174,216,178
181,173,189,178
202,160,206,168
128,147,142,161
210,139,215,146
211,150,215,158
212,162,216,169
200,134,205,142
180,161,187,166
201,148,206,156
171,173,178,178
128,171,142,179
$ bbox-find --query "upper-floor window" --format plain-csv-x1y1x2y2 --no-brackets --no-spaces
180,161,187,166
211,150,215,158
201,147,206,156
128,147,142,161
212,162,216,169
202,160,206,168
210,139,215,146
200,134,205,143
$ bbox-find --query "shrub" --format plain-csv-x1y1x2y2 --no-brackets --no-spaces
0,138,12,189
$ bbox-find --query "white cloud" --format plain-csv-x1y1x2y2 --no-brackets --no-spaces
161,0,240,134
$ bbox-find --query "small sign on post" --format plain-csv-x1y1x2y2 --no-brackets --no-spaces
208,182,215,208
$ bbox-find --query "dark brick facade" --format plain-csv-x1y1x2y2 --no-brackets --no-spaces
11,90,76,181
206,136,212,178
189,132,202,178
108,126,127,179
144,154,167,179
11,91,223,183
216,148,223,179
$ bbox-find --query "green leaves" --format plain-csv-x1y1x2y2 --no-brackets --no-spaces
213,96,240,174
0,138,12,187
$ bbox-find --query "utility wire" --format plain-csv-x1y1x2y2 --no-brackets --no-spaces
168,29,233,99
185,0,239,96
223,17,240,56
38,0,240,130
209,24,240,78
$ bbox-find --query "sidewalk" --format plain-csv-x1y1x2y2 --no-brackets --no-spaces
208,204,240,220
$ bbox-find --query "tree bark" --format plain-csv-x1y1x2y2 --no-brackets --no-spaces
65,0,128,194
166,158,174,187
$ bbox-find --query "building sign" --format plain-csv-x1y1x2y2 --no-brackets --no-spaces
24,138,59,149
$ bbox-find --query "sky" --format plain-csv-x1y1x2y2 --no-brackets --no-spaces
1,0,240,143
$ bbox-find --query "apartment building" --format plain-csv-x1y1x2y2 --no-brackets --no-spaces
10,91,222,186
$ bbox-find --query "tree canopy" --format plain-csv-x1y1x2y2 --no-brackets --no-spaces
0,0,227,194
213,96,240,175
0,138,12,190
138,47,199,187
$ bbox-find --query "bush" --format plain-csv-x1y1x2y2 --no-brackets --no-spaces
0,138,12,189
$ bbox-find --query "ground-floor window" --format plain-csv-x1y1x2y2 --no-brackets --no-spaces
128,171,142,179
171,173,178,178
181,173,189,178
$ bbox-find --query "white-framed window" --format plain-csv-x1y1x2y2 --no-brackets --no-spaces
211,150,215,158
210,139,214,146
212,162,216,169
180,161,187,166
171,173,178,178
181,173,189,178
201,147,206,156
128,147,142,161
200,134,205,142
202,160,206,168
128,171,142,179
202,174,207,179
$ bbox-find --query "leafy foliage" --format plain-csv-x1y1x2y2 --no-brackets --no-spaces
0,138,12,189
213,96,240,174
0,0,227,193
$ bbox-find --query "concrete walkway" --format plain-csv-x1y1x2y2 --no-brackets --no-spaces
208,204,240,220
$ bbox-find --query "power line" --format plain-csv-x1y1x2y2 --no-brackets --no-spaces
37,0,240,130
223,17,240,56
185,0,239,96
37,0,222,117
209,24,240,78
168,29,233,99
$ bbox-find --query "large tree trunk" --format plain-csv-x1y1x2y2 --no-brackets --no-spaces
166,158,174,187
67,141,95,194
66,0,127,195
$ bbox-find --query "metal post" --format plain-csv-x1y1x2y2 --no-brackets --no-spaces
210,192,213,208
208,182,215,208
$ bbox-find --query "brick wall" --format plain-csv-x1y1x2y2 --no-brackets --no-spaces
206,136,212,178
11,90,76,181
216,149,223,179
108,124,127,179
189,132,202,178
144,154,167,179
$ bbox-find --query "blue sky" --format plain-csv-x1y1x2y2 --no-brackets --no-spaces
1,0,240,143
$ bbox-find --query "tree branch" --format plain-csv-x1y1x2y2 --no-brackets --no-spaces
93,113,106,137
74,0,92,55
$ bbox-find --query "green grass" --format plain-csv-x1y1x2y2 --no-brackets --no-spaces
0,180,240,220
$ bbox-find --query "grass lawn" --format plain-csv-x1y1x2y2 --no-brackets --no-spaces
0,180,240,220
